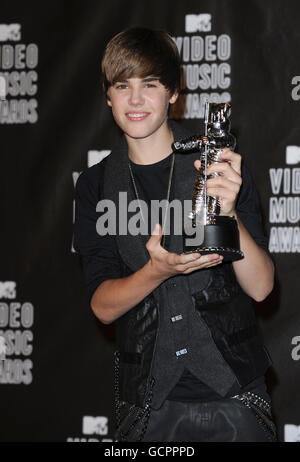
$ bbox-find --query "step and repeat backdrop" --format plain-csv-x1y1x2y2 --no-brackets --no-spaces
0,0,299,442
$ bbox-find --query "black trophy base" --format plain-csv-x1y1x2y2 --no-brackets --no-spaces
183,216,244,262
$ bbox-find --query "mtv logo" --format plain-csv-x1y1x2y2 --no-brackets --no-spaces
284,424,300,442
185,14,212,33
82,416,108,435
0,281,16,299
0,335,6,360
0,24,21,41
286,146,300,165
87,150,111,167
0,76,6,100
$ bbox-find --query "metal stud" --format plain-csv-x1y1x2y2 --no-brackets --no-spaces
171,314,183,322
176,348,187,357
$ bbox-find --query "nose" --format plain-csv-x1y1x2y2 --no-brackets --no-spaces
128,86,144,106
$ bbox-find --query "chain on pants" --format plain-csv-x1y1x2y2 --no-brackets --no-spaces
115,391,277,442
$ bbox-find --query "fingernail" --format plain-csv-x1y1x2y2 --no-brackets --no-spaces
193,253,201,259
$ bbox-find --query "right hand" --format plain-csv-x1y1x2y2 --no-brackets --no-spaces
145,223,223,281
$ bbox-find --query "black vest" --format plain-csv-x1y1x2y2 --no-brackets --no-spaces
103,120,272,410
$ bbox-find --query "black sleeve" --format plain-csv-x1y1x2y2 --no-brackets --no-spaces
73,163,122,304
236,161,270,254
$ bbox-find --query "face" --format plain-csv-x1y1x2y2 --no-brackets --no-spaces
107,77,178,141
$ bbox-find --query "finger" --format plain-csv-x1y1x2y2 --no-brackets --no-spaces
181,256,224,273
194,159,201,170
181,253,223,268
146,224,164,253
171,251,202,266
207,176,241,194
207,162,242,184
175,252,221,269
182,258,224,273
152,223,162,236
219,149,241,174
206,185,239,201
182,256,223,272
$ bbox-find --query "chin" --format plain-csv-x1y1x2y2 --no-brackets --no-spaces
125,126,156,140
124,119,167,140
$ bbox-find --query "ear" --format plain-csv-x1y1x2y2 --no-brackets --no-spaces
169,91,179,105
106,88,112,107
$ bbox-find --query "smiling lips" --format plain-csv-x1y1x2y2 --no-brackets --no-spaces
126,112,150,121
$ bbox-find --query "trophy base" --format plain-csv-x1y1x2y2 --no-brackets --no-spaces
183,216,244,262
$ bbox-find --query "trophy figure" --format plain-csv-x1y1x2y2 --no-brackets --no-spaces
173,102,243,262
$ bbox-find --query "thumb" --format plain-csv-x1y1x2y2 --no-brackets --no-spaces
152,223,162,238
194,159,201,171
146,223,163,253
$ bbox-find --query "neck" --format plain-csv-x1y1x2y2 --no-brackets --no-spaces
126,120,174,165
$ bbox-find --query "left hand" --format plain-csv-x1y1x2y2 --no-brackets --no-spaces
194,148,242,216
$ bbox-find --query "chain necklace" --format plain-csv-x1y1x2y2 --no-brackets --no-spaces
128,152,175,249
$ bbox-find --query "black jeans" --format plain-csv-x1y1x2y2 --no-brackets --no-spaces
115,383,277,442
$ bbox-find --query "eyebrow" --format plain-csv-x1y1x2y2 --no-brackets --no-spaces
115,77,159,83
142,77,159,82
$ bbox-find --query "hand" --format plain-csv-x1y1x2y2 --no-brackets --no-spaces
194,148,242,216
145,224,223,281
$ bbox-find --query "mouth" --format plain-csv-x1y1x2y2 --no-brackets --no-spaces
125,112,150,121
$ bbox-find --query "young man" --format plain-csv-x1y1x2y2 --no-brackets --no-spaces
74,27,277,442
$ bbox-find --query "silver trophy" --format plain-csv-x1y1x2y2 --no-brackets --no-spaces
173,102,243,262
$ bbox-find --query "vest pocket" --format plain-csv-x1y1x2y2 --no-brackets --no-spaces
220,330,272,386
227,326,259,346
193,295,272,388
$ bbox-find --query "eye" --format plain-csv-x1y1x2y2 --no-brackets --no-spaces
144,80,159,88
115,83,128,90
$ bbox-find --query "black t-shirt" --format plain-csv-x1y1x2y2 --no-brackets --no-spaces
74,151,270,402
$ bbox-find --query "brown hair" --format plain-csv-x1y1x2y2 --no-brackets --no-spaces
101,27,181,97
